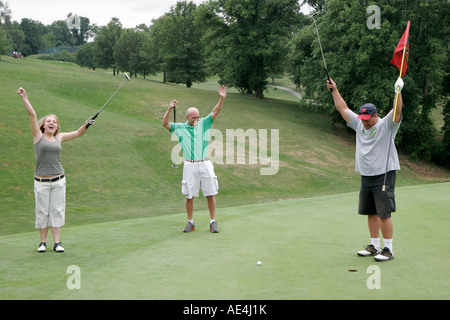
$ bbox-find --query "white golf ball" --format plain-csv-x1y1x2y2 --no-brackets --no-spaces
257,261,262,266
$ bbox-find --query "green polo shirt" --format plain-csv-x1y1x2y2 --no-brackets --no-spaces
170,113,214,161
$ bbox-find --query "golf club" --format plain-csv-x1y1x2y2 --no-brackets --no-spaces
171,106,178,169
311,12,332,92
86,73,131,129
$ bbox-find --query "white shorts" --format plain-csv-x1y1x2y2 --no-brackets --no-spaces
182,160,218,199
34,177,66,229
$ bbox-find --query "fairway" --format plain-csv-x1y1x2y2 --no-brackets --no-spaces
1,182,448,300
1,55,449,303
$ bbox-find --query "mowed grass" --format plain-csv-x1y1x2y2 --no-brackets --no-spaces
1,56,449,300
1,55,448,236
0,182,448,300
1,56,354,235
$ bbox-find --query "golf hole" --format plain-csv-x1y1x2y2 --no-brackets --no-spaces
348,269,358,272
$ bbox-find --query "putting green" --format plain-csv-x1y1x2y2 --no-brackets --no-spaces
1,182,448,300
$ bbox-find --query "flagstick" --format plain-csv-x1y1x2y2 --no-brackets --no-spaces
393,44,407,121
383,44,407,192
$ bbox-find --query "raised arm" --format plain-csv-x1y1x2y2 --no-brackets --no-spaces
393,77,403,124
327,78,350,124
162,100,177,131
211,86,226,121
18,87,41,143
58,117,94,143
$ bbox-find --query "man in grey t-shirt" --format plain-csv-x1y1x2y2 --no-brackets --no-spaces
327,77,404,261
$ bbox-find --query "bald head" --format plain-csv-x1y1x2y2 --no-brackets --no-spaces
186,107,200,126
186,107,199,117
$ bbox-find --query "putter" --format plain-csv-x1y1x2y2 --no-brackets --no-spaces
311,12,332,92
171,106,178,169
86,73,131,128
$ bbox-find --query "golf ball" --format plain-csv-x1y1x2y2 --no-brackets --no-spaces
257,261,262,266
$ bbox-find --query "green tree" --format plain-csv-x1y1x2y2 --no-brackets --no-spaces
20,18,46,54
0,27,10,58
286,13,311,89
0,1,11,25
4,22,25,54
47,20,76,47
70,15,93,46
154,1,207,87
76,42,96,70
291,0,449,164
139,27,163,80
439,97,450,168
93,18,122,75
403,0,449,162
0,1,10,58
114,28,145,77
437,47,450,168
198,0,300,98
46,15,92,48
140,2,207,87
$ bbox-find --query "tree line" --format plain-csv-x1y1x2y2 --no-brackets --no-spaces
77,0,302,96
0,5,93,55
1,0,448,167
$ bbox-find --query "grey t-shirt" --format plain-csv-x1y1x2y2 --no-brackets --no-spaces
34,136,65,176
348,109,401,176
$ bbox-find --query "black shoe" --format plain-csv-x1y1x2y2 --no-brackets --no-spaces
357,244,380,257
37,242,46,253
53,242,64,252
374,247,394,261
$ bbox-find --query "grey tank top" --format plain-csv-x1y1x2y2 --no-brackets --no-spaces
34,136,64,176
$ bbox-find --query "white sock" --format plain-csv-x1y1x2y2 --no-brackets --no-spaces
371,238,381,249
188,219,194,224
383,239,393,253
210,219,215,224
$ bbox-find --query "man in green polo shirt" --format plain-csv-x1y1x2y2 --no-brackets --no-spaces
162,86,227,233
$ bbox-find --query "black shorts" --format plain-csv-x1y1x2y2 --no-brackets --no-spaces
358,171,396,218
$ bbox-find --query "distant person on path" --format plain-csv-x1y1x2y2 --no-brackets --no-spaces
18,87,95,253
162,86,227,233
327,77,404,261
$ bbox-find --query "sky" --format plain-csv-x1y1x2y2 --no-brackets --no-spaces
7,0,312,29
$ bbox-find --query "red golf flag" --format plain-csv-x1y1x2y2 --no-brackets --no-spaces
391,21,410,77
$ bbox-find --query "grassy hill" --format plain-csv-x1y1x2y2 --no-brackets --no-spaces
1,55,449,236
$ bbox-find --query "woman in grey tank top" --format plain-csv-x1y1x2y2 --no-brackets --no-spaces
18,87,95,253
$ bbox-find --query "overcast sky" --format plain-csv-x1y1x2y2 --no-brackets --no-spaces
8,0,312,29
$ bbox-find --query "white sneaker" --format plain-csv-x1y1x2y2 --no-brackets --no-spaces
37,242,46,253
374,247,394,261
357,244,380,257
53,242,64,252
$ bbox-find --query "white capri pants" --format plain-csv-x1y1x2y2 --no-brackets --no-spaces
182,160,218,199
34,177,66,229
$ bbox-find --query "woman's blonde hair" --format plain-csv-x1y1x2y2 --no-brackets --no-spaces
38,114,60,136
